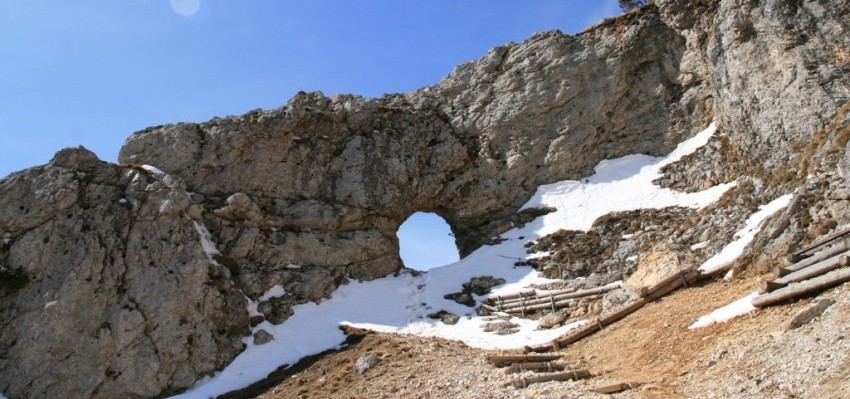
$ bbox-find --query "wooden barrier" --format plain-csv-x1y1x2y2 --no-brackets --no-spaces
528,268,702,353
510,369,591,388
486,289,537,302
589,382,642,394
644,269,701,302
492,294,603,315
752,267,850,308
639,268,695,298
486,353,563,365
789,225,850,260
527,298,648,353
487,285,614,308
760,255,850,294
506,361,573,374
783,239,848,271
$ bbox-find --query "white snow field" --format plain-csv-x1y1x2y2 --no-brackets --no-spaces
172,123,752,398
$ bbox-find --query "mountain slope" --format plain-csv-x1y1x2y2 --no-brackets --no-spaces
1,0,849,398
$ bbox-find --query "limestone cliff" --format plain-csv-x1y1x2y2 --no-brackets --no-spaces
1,0,848,397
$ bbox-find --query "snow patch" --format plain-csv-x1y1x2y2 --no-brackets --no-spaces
192,221,221,260
258,285,286,302
698,194,793,274
141,164,166,176
285,264,302,269
690,241,709,250
246,285,288,320
44,300,58,310
526,251,550,259
514,123,734,236
689,291,758,329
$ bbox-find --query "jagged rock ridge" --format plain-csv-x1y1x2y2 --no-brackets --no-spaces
1,0,848,397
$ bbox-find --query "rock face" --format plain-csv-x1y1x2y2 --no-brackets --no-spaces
1,1,849,397
0,148,247,398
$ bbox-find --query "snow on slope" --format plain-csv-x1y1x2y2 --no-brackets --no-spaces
698,194,794,275
172,123,737,398
683,194,794,329
689,291,759,329
513,123,735,236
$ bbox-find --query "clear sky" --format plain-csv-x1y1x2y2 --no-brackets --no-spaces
0,0,622,268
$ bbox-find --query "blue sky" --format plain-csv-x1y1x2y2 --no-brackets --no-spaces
0,0,622,268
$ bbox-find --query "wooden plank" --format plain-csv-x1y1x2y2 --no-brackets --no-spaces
773,266,794,279
489,285,617,308
479,303,500,314
486,289,537,302
759,280,787,294
496,294,603,314
792,225,850,258
511,369,591,388
506,362,573,374
785,240,848,271
487,353,563,365
643,269,701,302
528,269,703,353
760,255,849,294
773,255,849,286
528,268,707,353
528,298,648,352
589,382,642,394
752,267,850,308
640,268,694,298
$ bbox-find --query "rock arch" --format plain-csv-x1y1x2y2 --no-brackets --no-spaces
397,211,460,270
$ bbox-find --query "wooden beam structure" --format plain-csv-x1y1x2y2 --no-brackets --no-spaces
510,369,591,388
789,225,850,260
486,353,563,365
760,255,850,294
752,267,850,308
505,361,574,374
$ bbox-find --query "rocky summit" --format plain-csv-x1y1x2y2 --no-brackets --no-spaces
1,0,849,398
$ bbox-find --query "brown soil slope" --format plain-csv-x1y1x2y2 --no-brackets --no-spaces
252,275,850,398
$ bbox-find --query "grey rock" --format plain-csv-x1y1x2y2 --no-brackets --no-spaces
481,320,520,335
355,353,379,374
537,312,568,329
444,292,476,307
427,310,461,325
463,276,506,296
603,288,641,313
257,296,296,325
253,329,274,345
0,148,248,399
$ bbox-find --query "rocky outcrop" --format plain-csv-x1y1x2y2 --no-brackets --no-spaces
0,148,247,398
1,1,849,397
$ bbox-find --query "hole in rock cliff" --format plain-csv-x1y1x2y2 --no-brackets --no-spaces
397,212,460,271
